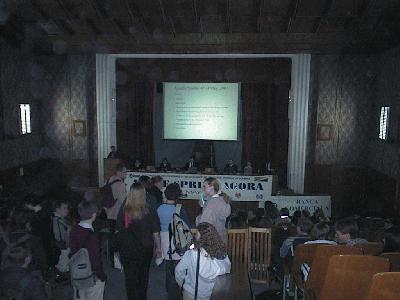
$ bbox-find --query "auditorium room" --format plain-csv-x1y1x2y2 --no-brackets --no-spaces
0,1,400,299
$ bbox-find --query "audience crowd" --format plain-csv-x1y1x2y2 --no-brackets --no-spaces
0,162,399,300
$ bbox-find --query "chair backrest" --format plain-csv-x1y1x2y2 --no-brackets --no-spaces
364,272,400,300
227,228,248,267
353,242,384,256
380,252,400,271
291,243,322,289
319,255,389,300
247,227,272,283
305,245,363,300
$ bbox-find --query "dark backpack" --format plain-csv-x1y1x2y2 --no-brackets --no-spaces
168,204,193,258
100,179,121,208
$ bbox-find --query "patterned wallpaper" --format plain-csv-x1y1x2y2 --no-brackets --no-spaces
0,38,96,181
308,54,377,166
368,46,400,179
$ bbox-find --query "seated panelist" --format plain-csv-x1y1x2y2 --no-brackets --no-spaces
159,157,172,172
184,156,198,171
223,159,238,175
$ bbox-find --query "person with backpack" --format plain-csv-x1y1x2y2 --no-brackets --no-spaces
105,163,127,222
0,246,49,300
197,178,231,245
113,182,161,300
175,222,231,300
157,183,191,300
52,199,71,275
69,201,106,300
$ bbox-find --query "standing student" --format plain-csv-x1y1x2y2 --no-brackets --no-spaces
52,199,71,273
0,246,49,300
175,222,231,300
198,178,231,245
69,201,106,300
114,183,161,300
157,183,191,300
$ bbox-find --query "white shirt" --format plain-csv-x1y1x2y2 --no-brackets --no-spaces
175,248,231,300
78,221,94,232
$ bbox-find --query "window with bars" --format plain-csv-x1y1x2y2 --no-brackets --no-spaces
19,104,31,134
378,106,390,140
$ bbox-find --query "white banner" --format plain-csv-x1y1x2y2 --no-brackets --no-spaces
267,195,331,217
125,172,273,201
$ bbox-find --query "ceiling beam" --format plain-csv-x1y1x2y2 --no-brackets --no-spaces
312,0,334,33
282,0,301,33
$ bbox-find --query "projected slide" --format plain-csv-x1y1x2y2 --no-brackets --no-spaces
163,82,239,140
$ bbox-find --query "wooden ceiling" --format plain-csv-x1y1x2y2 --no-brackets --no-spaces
1,0,400,54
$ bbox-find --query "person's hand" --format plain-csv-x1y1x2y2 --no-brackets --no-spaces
155,248,162,258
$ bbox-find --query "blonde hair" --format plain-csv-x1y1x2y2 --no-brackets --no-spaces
124,182,149,219
204,177,230,203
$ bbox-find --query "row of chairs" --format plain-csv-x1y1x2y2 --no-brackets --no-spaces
288,243,400,300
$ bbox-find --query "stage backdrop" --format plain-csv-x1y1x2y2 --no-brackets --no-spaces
116,58,291,183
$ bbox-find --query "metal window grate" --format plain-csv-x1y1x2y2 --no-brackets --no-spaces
378,106,389,140
20,104,31,134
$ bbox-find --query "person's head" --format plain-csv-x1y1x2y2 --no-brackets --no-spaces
227,159,234,166
297,217,313,235
54,199,69,218
110,145,116,152
164,183,181,201
6,246,32,268
280,207,290,218
12,208,33,231
78,201,98,222
189,156,195,163
125,182,148,219
203,177,220,197
383,226,400,252
134,159,141,167
301,210,311,219
195,222,227,260
115,163,127,180
246,161,252,167
310,222,331,240
313,208,325,220
151,176,163,190
334,218,359,244
162,157,168,164
138,175,151,190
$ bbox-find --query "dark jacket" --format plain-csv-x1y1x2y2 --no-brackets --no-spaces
0,231,47,276
0,267,48,300
69,225,106,281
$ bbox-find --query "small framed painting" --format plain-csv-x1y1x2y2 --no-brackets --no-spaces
317,124,333,141
73,120,86,136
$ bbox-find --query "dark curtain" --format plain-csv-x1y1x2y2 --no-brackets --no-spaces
116,81,154,167
241,83,288,184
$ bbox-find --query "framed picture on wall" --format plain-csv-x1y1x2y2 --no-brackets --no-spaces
73,120,86,136
317,124,333,141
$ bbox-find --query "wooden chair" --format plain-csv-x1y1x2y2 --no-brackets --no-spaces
290,243,323,299
247,227,272,282
353,242,384,256
380,252,400,271
247,227,274,300
364,272,400,300
305,245,363,300
319,255,389,300
227,228,248,267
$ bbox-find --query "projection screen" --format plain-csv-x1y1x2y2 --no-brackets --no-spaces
163,82,240,140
